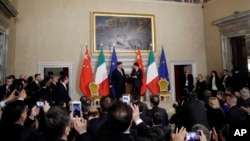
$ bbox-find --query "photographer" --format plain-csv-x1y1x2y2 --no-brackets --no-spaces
170,96,188,130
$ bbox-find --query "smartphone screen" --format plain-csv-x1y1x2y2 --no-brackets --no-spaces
14,90,20,96
122,94,130,105
72,102,81,117
36,101,44,108
185,132,200,141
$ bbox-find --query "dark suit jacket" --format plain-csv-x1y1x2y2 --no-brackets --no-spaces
37,87,53,105
226,106,248,128
187,99,210,130
181,74,194,91
87,113,108,137
152,125,171,141
57,82,71,104
206,108,226,132
30,81,41,95
232,71,246,91
0,123,45,141
241,98,250,107
130,69,143,87
49,82,58,102
146,106,169,126
111,68,126,97
221,75,232,89
96,121,157,141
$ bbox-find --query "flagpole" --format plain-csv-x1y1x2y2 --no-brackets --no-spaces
85,42,88,53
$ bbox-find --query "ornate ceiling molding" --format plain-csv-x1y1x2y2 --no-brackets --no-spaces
0,0,18,18
213,10,250,27
213,10,250,35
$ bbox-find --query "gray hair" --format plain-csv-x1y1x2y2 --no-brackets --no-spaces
240,87,250,99
191,124,211,141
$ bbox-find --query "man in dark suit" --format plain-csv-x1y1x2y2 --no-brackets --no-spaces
227,95,248,128
37,80,53,105
129,62,143,101
227,95,249,141
186,91,210,130
181,69,194,97
48,76,58,103
111,62,126,99
151,111,171,141
57,76,71,106
30,73,42,95
96,101,163,141
0,76,13,101
87,96,112,138
146,95,169,126
221,69,232,91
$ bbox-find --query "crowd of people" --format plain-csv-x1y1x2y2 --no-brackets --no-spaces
0,67,249,141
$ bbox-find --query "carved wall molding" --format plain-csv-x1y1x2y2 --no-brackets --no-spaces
213,10,250,72
0,0,18,18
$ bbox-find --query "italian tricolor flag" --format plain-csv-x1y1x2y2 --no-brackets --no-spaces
146,49,160,95
95,48,110,96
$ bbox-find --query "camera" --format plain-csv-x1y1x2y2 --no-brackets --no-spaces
71,101,82,117
185,132,200,141
36,101,44,108
122,94,130,105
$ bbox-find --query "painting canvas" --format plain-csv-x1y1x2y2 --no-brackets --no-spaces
92,12,156,53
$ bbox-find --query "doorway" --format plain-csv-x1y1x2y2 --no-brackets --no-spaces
38,62,73,97
44,67,69,78
230,36,248,76
174,65,192,101
170,61,196,102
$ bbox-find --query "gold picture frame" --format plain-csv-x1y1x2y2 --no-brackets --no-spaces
91,12,156,53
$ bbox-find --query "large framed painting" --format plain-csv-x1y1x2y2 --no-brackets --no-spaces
91,12,156,53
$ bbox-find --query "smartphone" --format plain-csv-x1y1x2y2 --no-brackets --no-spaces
122,94,130,105
185,132,200,141
14,90,20,96
36,101,44,108
71,101,82,117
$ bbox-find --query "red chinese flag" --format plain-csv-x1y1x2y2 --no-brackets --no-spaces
136,48,147,95
79,47,93,98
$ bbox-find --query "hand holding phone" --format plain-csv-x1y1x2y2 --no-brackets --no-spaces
185,132,200,141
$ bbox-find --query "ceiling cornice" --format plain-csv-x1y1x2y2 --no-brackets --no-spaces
213,10,250,27
0,0,18,18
